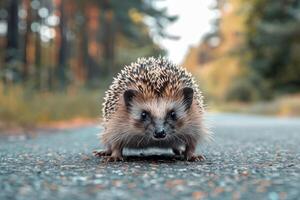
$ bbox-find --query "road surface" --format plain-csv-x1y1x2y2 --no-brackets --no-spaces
0,114,300,200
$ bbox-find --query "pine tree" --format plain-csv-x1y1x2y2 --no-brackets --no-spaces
245,0,300,93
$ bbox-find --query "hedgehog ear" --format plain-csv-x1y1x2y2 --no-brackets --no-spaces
123,89,138,109
182,87,194,111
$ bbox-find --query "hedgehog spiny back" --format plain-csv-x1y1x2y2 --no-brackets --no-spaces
102,57,204,121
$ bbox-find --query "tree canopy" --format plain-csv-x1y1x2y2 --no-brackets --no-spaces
0,0,176,90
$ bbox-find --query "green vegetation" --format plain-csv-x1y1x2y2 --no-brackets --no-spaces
0,0,176,88
211,94,300,117
245,0,300,94
1,0,300,130
0,0,176,129
183,0,300,115
0,84,103,129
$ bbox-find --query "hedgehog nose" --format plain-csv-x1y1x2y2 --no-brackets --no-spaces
154,129,166,139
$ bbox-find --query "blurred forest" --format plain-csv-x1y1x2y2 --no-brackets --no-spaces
0,0,176,127
1,0,300,128
183,0,300,104
0,0,175,90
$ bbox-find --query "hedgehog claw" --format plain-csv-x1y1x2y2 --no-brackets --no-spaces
93,149,111,157
186,154,206,162
104,156,124,162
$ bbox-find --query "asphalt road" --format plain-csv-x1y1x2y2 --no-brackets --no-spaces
0,114,300,200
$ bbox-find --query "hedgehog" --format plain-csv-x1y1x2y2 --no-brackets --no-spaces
94,57,209,161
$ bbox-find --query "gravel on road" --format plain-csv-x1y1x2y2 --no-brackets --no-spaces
0,114,300,200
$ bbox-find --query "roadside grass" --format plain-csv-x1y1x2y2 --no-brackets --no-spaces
210,94,300,117
0,85,103,130
1,83,299,132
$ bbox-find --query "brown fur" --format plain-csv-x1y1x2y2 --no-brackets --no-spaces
97,57,208,161
100,87,206,161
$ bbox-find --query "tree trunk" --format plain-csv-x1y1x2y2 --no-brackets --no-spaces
30,0,42,90
34,24,42,89
102,0,115,76
5,0,19,63
23,0,32,82
57,0,68,90
78,13,88,84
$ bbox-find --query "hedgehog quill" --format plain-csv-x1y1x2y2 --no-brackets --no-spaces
94,57,210,161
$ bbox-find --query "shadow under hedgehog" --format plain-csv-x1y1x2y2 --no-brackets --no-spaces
94,57,211,161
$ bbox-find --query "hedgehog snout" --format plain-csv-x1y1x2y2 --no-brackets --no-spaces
153,128,166,139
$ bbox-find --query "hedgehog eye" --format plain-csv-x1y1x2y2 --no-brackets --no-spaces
140,111,148,121
169,111,177,121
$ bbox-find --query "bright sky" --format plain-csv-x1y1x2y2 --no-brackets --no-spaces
155,0,216,64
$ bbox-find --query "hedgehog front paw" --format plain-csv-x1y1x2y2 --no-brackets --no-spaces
185,154,206,162
93,149,112,157
102,149,124,162
104,155,124,162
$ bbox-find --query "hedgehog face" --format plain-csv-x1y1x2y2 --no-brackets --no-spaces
123,87,194,140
